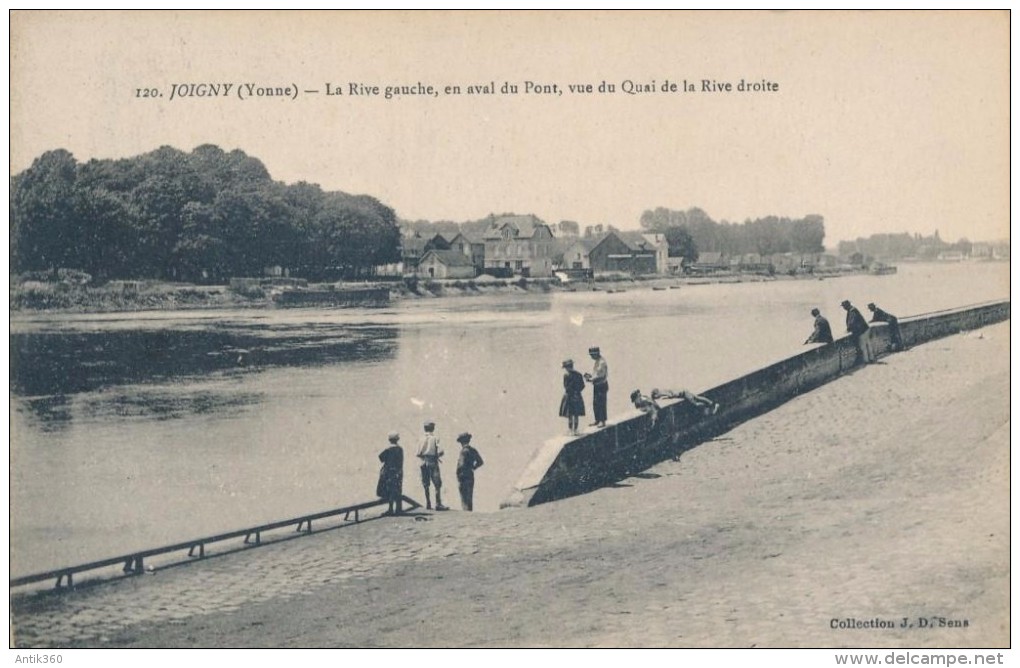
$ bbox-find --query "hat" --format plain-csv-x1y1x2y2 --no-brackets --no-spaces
387,431,400,442
811,308,820,316
457,432,472,443
423,419,435,427
588,346,600,355
562,359,573,368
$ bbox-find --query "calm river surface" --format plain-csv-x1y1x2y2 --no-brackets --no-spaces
9,262,1009,577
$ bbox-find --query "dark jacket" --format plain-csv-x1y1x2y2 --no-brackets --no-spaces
869,307,898,324
806,315,834,344
456,445,484,482
845,306,869,336
563,368,585,395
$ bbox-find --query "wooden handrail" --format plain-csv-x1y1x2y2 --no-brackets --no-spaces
10,495,421,590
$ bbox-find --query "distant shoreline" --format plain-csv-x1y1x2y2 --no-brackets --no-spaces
8,269,870,315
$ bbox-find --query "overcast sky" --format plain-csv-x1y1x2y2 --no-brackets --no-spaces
10,10,1010,245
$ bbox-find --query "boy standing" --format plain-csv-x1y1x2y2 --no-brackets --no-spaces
455,432,484,512
416,420,447,511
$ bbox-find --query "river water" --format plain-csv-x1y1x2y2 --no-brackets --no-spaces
9,262,1009,577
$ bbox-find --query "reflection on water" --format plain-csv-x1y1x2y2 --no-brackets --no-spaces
8,263,1010,577
90,389,265,422
10,323,399,427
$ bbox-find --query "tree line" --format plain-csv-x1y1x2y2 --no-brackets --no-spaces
10,145,400,282
639,207,827,261
836,231,972,261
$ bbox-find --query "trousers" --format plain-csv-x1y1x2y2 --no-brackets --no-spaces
856,330,875,363
593,382,608,423
458,477,474,511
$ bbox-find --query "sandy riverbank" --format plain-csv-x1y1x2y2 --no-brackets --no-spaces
10,320,1009,648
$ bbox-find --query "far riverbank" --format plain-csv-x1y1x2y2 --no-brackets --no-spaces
9,268,867,315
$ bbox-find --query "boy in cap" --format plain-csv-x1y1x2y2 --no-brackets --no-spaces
455,432,484,511
416,420,447,510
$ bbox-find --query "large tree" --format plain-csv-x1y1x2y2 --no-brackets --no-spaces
10,149,79,273
664,226,698,262
11,145,401,282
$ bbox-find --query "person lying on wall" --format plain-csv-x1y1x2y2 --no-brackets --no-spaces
650,388,720,416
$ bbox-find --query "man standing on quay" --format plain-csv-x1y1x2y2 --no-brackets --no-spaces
842,300,874,364
584,346,609,428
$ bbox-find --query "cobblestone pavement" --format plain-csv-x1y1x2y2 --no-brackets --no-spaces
11,497,635,647
12,513,476,645
10,323,1010,648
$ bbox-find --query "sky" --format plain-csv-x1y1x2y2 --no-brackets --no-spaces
10,10,1011,246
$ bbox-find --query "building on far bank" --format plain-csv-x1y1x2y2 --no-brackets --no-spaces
483,214,555,277
562,238,598,270
687,251,730,274
970,241,1010,261
729,253,769,273
588,231,658,275
618,231,669,274
423,234,452,253
400,234,429,274
418,249,477,279
448,232,486,272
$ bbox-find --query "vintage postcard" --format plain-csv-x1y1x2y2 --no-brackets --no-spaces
8,10,1011,659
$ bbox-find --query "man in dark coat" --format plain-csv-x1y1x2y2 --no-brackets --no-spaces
868,302,904,351
376,432,404,515
804,307,834,345
842,299,874,364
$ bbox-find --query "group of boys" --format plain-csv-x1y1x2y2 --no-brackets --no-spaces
376,420,484,515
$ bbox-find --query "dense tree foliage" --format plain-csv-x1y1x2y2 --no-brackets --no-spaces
10,145,400,281
663,226,698,261
837,231,971,261
640,207,826,258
